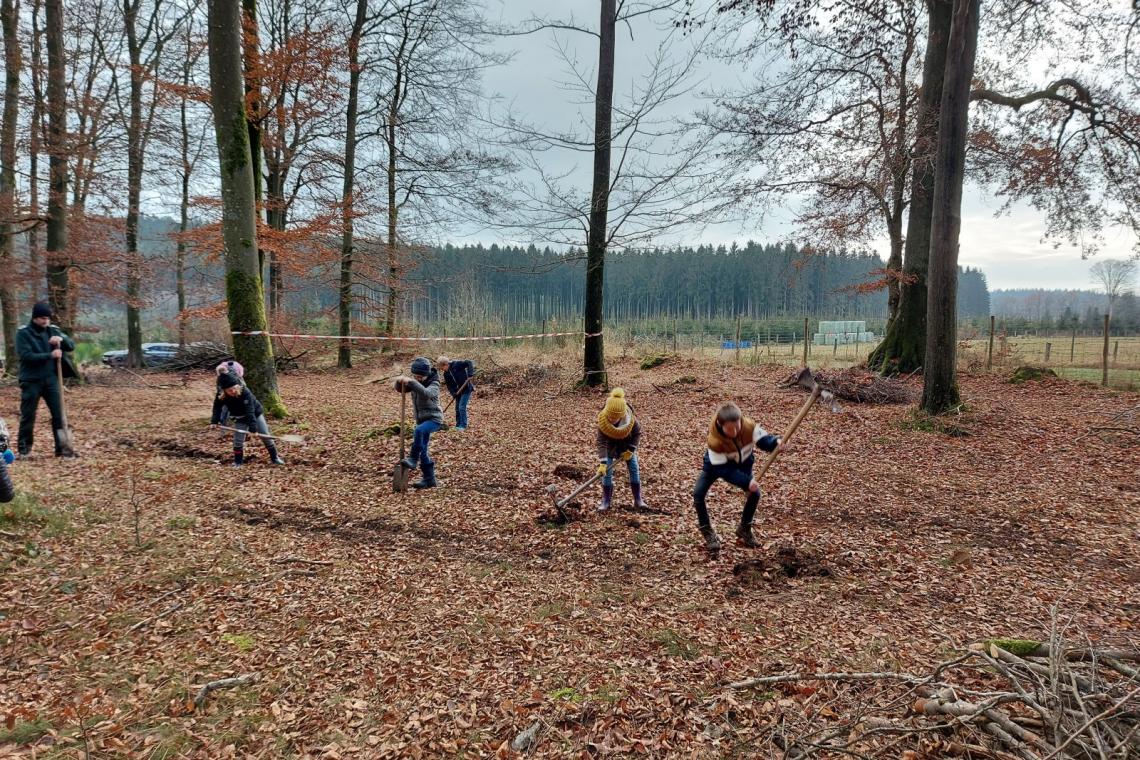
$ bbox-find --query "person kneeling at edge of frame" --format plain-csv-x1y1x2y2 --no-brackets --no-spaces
0,419,14,503
394,356,444,489
692,401,783,551
210,372,285,467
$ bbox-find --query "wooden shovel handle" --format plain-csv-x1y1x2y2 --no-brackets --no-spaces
398,388,408,459
441,377,472,413
755,384,821,481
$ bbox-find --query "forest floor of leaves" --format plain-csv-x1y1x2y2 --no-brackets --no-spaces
1,352,1137,758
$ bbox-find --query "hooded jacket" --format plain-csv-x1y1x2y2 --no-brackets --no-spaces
705,415,778,466
16,321,77,382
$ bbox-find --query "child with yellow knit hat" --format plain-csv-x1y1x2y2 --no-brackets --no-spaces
595,388,647,512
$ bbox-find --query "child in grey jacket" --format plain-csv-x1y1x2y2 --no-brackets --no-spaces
394,356,444,488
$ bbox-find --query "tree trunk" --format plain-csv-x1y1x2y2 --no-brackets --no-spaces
0,0,19,375
26,0,43,308
383,59,402,338
176,36,191,348
921,0,979,414
240,0,265,284
583,0,616,387
208,0,285,416
337,0,365,369
264,165,285,313
867,0,953,374
44,0,69,332
124,0,145,368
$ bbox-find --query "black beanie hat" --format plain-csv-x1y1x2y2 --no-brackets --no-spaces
32,302,52,319
410,356,432,376
218,372,242,389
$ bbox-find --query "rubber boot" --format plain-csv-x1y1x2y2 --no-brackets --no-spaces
597,484,613,512
267,445,285,465
411,461,437,489
233,448,244,467
401,457,417,471
631,482,648,510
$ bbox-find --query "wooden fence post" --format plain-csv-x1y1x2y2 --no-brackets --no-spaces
833,338,838,356
986,315,995,370
1113,340,1118,363
802,317,809,365
1102,314,1110,386
1044,342,1051,363
541,318,546,349
1070,326,1076,363
735,315,742,365
672,317,678,353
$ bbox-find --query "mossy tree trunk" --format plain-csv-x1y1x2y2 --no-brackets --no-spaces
208,0,285,417
921,0,979,414
867,0,953,375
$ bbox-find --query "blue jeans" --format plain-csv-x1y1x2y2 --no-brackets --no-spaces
693,453,759,529
455,391,471,428
602,453,640,486
409,419,442,467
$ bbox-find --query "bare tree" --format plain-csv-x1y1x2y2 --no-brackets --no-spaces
117,0,195,366
703,0,922,321
498,1,729,386
359,0,511,337
1090,259,1138,321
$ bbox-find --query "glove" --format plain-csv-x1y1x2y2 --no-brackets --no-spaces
2,449,13,465
621,450,634,462
597,463,608,477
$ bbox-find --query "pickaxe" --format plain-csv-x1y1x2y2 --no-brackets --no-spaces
756,366,838,480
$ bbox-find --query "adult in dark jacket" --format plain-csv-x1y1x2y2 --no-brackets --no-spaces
395,356,443,488
210,372,284,466
15,302,77,457
436,356,475,430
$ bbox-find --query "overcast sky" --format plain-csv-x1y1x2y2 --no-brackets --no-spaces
474,0,1136,292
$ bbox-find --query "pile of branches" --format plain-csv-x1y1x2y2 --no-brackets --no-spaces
158,342,299,372
784,367,917,404
159,341,233,371
729,632,1139,759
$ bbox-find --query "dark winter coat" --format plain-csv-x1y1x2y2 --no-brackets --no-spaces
211,386,264,426
442,360,476,397
16,321,77,382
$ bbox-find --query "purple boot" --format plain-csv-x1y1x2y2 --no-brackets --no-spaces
631,482,649,510
597,484,613,512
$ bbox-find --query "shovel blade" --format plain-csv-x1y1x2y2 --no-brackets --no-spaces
392,462,412,493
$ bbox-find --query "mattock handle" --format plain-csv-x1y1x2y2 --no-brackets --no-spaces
756,384,822,481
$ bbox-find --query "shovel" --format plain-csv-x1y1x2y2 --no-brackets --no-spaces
392,388,412,493
214,424,305,444
55,356,76,455
756,366,837,480
545,462,615,521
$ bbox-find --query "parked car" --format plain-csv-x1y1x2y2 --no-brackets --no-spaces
101,342,180,368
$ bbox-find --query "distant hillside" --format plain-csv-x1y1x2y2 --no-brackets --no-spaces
991,288,1139,331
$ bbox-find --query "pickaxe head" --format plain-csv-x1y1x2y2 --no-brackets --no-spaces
792,366,841,413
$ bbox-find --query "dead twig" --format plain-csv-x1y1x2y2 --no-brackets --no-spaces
192,673,258,710
271,556,333,566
